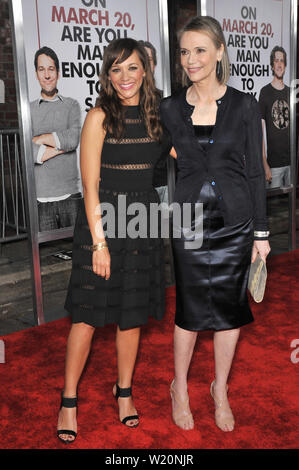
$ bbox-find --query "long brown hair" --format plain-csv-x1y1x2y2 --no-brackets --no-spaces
97,38,162,141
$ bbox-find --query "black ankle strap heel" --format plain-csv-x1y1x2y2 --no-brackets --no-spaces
114,383,139,427
57,392,78,444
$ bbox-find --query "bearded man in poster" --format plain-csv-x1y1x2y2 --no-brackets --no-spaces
30,46,82,231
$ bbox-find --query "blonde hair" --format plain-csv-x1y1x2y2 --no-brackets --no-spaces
179,16,230,86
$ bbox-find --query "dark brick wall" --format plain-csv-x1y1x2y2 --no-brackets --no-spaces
168,0,197,92
0,0,18,129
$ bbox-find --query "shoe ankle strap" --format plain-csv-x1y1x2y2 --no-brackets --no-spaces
116,384,132,398
61,395,77,408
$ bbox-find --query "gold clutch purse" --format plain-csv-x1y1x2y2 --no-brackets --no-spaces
248,254,267,303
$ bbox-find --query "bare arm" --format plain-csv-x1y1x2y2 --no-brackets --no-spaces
80,107,110,279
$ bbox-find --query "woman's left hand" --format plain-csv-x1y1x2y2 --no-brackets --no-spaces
169,146,177,159
251,240,271,263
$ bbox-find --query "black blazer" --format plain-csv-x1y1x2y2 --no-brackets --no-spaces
160,86,268,233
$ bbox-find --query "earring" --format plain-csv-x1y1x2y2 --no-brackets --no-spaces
216,60,222,78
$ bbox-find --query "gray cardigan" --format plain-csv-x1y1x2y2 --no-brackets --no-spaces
30,95,81,198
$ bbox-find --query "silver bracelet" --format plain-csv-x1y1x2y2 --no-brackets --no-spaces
254,231,270,238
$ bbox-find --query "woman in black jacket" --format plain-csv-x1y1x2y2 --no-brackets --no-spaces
161,16,271,432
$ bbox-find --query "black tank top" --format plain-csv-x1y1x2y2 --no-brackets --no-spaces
193,125,214,151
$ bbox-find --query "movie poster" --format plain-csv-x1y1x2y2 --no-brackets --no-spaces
206,0,292,189
206,0,291,94
23,0,163,109
20,0,163,231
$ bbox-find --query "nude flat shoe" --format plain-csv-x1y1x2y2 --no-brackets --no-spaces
170,380,194,430
210,380,235,432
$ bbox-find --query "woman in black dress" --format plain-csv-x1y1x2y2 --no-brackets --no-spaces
57,39,166,443
160,16,271,432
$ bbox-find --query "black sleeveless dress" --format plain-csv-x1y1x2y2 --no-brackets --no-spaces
64,105,166,329
172,124,254,331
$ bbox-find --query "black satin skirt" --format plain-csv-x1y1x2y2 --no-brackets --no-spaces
172,181,254,331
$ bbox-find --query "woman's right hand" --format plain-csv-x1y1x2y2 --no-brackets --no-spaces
92,247,111,280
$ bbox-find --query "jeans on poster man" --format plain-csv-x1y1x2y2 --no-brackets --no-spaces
37,192,82,231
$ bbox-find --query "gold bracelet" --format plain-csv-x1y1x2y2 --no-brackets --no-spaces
91,241,108,252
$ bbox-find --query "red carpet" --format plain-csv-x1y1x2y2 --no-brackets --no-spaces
0,250,298,449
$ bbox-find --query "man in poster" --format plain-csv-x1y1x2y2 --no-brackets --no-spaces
259,46,290,188
30,46,81,231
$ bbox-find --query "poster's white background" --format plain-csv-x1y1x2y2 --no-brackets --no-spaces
206,0,291,97
22,0,163,115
